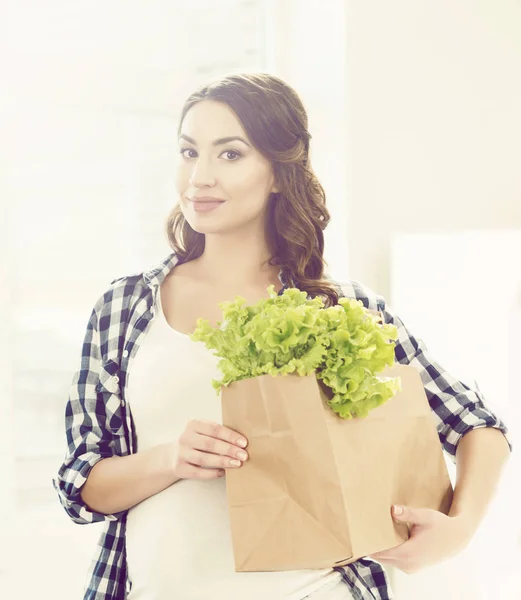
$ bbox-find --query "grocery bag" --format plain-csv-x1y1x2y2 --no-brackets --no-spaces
221,364,453,571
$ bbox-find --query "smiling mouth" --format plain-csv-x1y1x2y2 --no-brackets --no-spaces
192,200,224,204
191,200,225,213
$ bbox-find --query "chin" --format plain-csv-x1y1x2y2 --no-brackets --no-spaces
188,222,225,235
181,202,263,236
183,214,228,235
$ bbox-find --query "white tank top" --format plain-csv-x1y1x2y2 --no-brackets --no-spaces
125,286,341,600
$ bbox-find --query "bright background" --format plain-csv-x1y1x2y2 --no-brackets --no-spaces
1,1,520,598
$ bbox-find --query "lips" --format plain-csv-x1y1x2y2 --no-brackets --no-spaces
190,198,225,213
191,196,224,204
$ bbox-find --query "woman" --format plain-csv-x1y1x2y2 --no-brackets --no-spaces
54,72,511,600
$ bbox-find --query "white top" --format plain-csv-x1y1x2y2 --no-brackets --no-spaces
125,287,341,600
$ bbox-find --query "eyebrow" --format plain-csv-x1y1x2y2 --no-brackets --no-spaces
179,134,251,148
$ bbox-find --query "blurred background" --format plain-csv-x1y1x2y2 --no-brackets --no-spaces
1,0,520,598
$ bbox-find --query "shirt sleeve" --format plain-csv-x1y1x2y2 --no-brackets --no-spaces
379,298,513,463
52,298,127,525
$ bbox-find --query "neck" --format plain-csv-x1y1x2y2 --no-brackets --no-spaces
190,230,279,287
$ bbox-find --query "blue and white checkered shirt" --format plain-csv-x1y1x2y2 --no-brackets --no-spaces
53,251,512,600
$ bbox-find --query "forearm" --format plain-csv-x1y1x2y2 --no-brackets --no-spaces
80,443,180,515
448,427,511,531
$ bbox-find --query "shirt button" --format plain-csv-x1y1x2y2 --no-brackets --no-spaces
113,375,119,384
120,399,126,407
123,350,129,358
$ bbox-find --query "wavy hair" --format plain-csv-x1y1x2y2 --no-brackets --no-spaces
166,72,340,306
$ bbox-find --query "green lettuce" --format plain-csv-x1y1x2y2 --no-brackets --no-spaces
191,285,401,419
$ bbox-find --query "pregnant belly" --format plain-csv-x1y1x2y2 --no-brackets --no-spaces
125,477,339,600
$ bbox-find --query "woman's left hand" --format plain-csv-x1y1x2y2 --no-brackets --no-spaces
368,505,474,574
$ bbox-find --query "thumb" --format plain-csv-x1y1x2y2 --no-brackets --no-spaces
392,505,432,525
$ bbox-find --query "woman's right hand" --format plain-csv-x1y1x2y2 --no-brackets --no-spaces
171,419,249,480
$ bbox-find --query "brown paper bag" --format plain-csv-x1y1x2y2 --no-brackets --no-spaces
221,364,453,572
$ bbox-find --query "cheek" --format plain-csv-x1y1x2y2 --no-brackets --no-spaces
174,164,189,195
230,164,272,197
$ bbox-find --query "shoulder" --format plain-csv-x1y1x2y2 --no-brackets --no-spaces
331,277,387,313
109,271,148,291
90,271,150,329
90,253,177,325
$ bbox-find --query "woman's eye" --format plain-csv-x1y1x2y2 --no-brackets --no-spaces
221,150,241,161
179,147,197,159
178,148,242,161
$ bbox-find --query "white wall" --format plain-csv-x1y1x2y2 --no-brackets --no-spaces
267,0,350,283
0,187,15,576
344,0,521,298
391,230,521,600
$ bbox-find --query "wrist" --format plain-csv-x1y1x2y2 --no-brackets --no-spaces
157,442,181,484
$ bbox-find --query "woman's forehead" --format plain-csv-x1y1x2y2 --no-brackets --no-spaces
181,100,248,142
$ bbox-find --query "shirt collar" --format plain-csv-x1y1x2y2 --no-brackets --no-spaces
142,251,181,289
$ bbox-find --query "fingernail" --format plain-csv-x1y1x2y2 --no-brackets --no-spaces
393,505,404,516
230,459,241,467
238,438,247,448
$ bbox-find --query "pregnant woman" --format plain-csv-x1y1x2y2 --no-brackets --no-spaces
53,72,511,600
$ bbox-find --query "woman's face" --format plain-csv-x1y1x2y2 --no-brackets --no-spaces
175,100,278,235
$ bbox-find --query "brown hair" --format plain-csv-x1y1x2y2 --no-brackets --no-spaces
166,72,340,307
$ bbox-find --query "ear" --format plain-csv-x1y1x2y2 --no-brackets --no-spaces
269,171,279,195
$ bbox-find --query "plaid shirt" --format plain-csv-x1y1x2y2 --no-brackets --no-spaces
53,251,512,600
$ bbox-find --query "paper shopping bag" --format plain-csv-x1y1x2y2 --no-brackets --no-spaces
221,364,453,572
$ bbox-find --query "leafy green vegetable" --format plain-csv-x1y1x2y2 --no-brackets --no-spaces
191,285,401,419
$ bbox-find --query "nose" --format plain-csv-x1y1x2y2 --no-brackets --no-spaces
189,155,217,188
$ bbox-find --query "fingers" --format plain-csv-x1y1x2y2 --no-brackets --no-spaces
177,420,249,479
369,554,397,564
369,549,402,562
181,463,226,480
369,540,407,561
369,529,424,572
184,420,249,462
194,432,249,462
392,505,434,525
185,448,245,470
193,419,248,450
